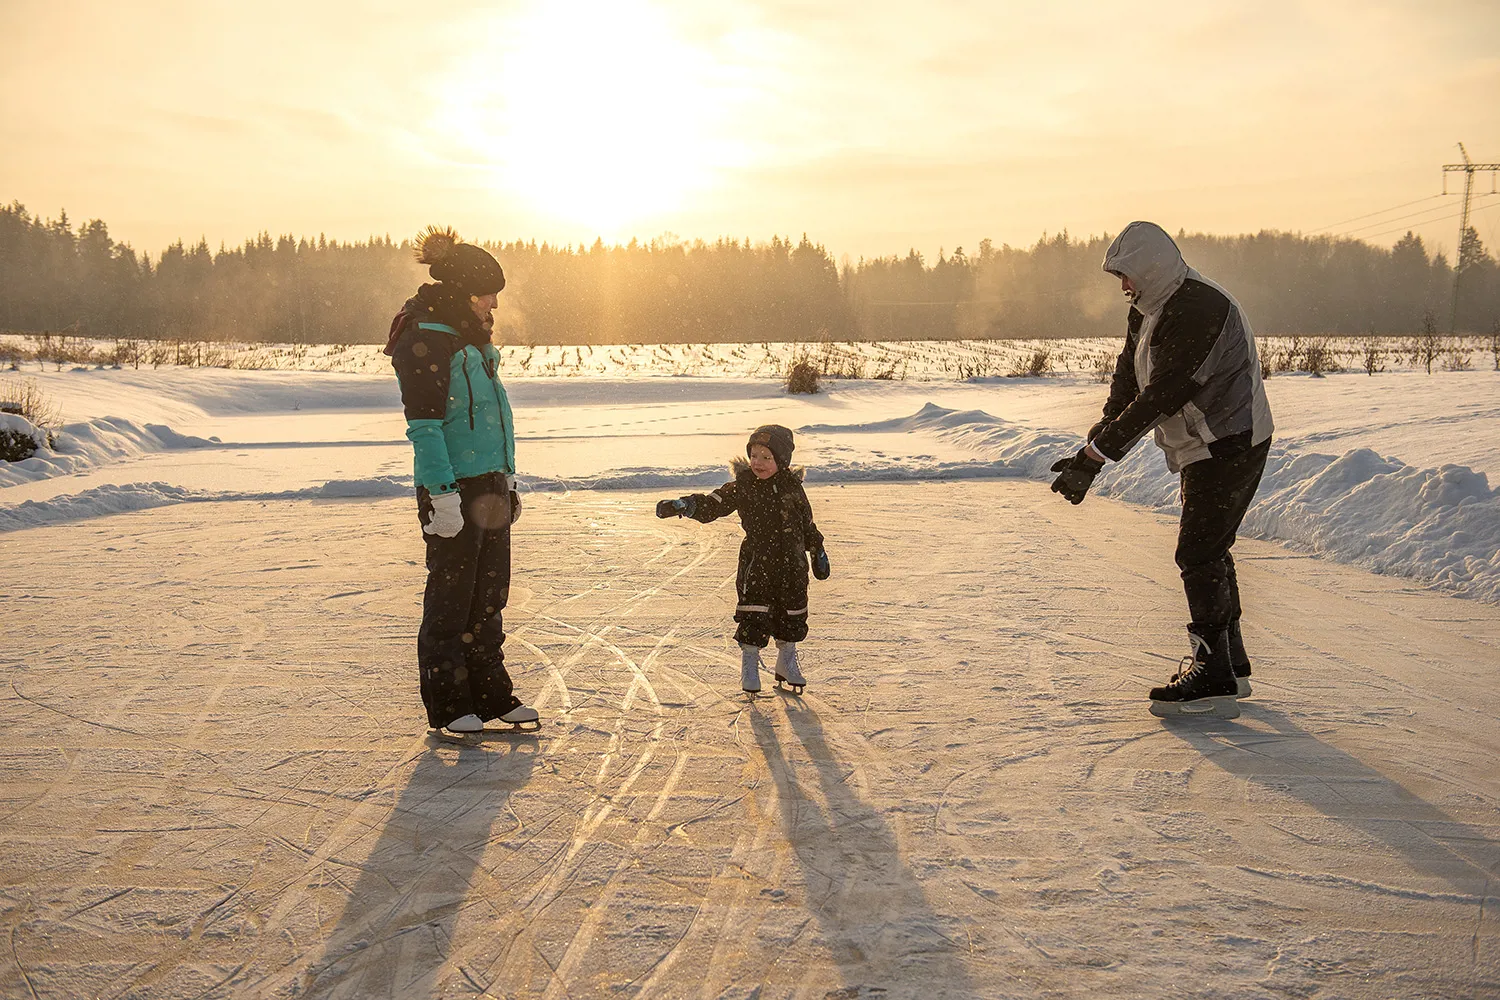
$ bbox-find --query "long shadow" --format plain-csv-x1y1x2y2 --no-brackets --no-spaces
1159,703,1499,893
750,699,976,997
298,736,539,999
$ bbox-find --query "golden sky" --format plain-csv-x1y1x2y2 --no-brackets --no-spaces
2,0,1498,261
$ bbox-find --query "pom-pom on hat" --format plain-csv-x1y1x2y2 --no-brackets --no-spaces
414,226,505,296
747,424,794,470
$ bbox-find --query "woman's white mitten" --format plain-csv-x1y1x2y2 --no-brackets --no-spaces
423,491,464,537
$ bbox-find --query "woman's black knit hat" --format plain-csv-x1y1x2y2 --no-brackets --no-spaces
414,226,505,296
747,424,794,469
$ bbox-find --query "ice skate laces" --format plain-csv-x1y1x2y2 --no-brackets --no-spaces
1169,633,1212,685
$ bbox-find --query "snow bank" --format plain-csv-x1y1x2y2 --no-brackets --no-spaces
811,403,1500,604
0,476,413,532
4,400,1497,605
0,416,218,487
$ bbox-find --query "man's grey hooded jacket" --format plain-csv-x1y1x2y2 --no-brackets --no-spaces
1091,222,1273,473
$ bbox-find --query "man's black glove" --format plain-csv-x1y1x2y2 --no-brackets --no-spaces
655,497,695,518
810,549,831,580
1050,449,1105,505
509,489,522,525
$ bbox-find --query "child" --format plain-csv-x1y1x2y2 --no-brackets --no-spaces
656,425,831,695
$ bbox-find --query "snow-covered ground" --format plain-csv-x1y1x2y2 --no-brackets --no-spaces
3,360,1499,602
1,355,1498,997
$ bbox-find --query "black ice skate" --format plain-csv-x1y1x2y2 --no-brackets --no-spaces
1149,625,1241,719
1167,637,1252,697
1228,620,1253,697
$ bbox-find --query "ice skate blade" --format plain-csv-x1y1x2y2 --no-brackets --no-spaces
1236,677,1252,698
492,721,542,733
774,675,805,695
429,725,540,743
1149,695,1240,719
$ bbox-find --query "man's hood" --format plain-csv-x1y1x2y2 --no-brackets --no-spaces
1102,221,1190,316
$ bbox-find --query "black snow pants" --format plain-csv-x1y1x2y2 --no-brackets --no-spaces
416,472,520,729
1176,438,1271,628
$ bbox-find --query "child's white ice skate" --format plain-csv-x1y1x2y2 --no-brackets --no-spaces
740,643,763,696
773,640,805,694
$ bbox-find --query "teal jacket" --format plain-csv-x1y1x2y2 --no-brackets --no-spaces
390,318,515,494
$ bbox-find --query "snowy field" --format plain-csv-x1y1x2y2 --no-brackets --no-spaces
1,349,1498,997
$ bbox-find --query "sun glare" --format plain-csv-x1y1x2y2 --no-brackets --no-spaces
441,0,751,236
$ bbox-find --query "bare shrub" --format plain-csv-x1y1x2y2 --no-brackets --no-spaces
111,338,144,369
0,377,61,428
146,340,172,369
1094,352,1116,383
786,355,821,394
1442,340,1473,372
1302,338,1336,377
1491,320,1499,371
1007,347,1051,378
1273,336,1301,374
1361,338,1386,376
25,332,96,370
955,357,994,379
1412,312,1441,374
818,345,867,379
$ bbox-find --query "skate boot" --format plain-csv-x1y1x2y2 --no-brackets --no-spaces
496,704,541,732
773,640,805,694
1149,624,1241,719
444,713,483,734
739,643,763,695
1228,620,1252,697
1168,620,1253,697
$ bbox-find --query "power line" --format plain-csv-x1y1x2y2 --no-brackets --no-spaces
1353,195,1498,241
1306,194,1445,235
1330,199,1470,238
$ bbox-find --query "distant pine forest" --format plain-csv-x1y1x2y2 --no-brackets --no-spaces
2,202,1496,345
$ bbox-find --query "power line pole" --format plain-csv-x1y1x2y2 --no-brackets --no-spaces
1443,143,1500,333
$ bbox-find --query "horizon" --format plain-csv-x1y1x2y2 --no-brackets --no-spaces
2,1,1498,264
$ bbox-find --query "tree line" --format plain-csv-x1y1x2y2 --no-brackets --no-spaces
1,201,1495,345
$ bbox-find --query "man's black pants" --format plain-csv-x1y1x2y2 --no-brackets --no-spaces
416,473,520,729
1176,439,1271,628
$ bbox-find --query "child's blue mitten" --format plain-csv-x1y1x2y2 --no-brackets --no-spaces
811,549,831,580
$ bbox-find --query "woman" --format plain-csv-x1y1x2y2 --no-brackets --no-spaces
385,227,538,735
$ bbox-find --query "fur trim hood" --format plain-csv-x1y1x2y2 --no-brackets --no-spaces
731,455,805,481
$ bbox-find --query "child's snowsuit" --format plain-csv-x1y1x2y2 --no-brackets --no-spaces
684,457,825,647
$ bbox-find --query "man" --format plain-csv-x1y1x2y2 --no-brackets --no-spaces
1049,221,1273,719
386,227,539,736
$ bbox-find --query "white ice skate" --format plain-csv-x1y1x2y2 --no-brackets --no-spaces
773,640,805,695
740,643,762,695
495,704,541,732
444,713,483,733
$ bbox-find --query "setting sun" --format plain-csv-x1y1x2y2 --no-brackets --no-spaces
442,0,754,236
